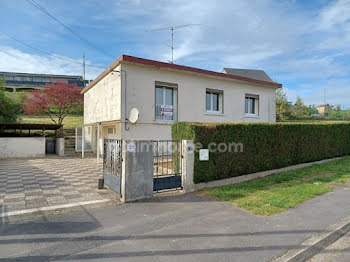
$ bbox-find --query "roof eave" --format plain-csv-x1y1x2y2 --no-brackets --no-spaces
81,55,124,94
81,55,282,94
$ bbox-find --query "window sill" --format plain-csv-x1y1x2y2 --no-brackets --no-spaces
205,112,224,116
154,120,175,125
244,114,260,118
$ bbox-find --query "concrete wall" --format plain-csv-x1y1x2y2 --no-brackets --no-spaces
120,62,276,140
84,65,122,124
121,141,154,202
55,137,64,156
0,137,45,158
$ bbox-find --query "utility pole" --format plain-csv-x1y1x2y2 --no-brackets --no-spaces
83,52,86,87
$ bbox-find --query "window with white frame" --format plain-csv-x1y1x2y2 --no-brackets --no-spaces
155,84,176,121
245,94,259,116
206,89,223,114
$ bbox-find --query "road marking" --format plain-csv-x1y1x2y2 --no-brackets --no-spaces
0,199,111,218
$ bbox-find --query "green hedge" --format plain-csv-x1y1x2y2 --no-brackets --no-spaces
172,122,350,184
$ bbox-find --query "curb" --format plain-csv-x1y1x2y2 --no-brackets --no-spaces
272,215,350,262
0,199,111,218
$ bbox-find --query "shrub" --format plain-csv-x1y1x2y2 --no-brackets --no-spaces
172,122,350,183
0,88,20,123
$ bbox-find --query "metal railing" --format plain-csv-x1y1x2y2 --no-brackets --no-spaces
103,139,123,177
153,140,182,178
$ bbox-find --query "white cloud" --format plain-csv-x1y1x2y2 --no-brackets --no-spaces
318,0,350,30
0,46,102,80
112,0,306,68
315,0,350,51
303,86,350,108
2,0,350,107
278,55,349,79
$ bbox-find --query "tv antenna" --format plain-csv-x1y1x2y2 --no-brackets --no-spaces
146,24,200,63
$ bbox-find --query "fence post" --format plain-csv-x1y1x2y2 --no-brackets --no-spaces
97,124,100,163
81,127,85,158
121,141,127,202
75,127,77,152
182,140,195,193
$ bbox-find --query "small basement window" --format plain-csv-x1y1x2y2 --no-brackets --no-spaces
245,94,259,116
107,127,115,135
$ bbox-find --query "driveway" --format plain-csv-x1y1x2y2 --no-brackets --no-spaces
0,184,350,261
0,157,119,219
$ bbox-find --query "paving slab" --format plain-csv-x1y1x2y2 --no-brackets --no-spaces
0,157,120,217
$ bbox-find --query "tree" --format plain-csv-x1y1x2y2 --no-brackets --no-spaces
276,88,292,121
23,82,83,126
292,96,309,118
0,81,20,123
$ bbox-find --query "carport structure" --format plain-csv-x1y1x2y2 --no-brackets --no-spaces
0,123,62,136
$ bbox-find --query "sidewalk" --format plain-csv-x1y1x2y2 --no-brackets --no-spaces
0,182,350,261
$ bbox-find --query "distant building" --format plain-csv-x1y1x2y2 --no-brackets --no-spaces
316,104,330,117
311,107,320,117
0,71,88,92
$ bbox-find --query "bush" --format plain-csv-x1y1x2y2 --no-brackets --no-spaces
172,122,350,183
0,89,20,123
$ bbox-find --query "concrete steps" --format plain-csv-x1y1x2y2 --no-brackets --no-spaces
64,129,76,156
62,129,95,157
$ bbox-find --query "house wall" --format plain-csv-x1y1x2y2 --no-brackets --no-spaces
84,65,122,124
120,62,276,140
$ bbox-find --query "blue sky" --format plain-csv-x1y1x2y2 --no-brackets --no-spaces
0,0,350,108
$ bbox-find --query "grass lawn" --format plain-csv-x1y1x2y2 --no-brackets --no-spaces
203,157,350,216
19,115,83,129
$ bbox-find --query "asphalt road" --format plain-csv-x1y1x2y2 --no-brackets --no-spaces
1,187,350,262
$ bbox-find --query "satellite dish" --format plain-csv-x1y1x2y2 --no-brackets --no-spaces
128,108,139,124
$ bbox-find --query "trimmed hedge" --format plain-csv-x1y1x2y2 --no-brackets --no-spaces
172,122,350,184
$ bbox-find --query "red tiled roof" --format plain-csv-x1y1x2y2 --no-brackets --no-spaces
81,55,282,94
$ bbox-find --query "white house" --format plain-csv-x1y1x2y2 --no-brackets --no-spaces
80,55,281,154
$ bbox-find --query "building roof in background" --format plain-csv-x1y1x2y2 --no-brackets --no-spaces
81,55,282,94
222,68,273,82
0,71,82,79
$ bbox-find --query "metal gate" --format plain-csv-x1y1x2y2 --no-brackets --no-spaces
153,140,182,192
103,139,123,196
